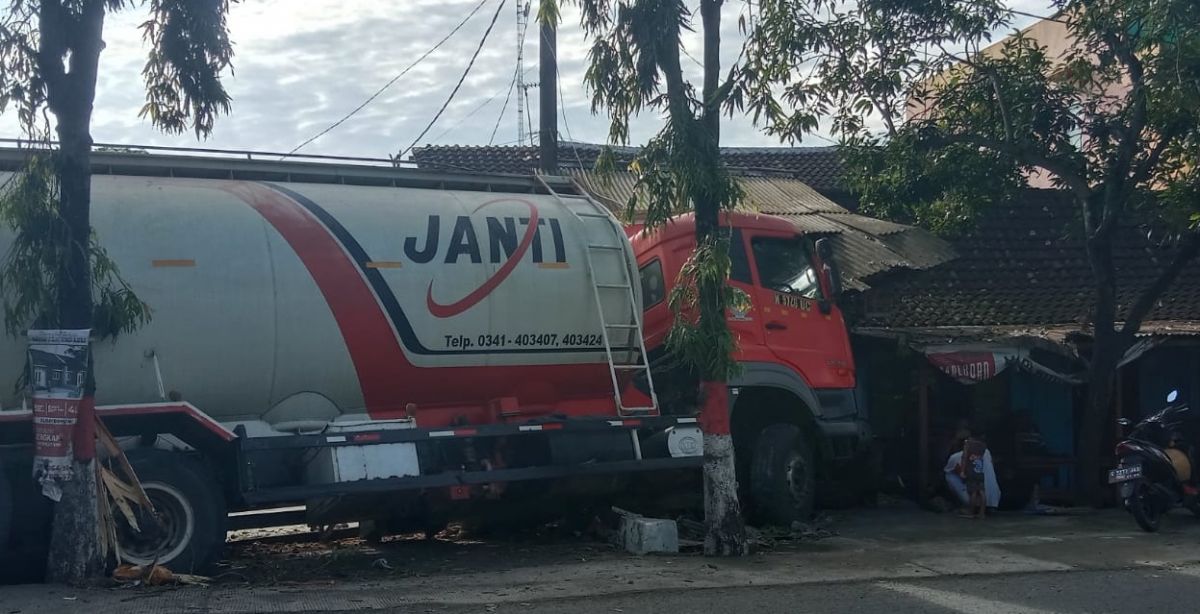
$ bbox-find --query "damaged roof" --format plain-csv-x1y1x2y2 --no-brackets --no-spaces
568,169,955,291
411,143,943,289
411,142,849,191
859,189,1200,329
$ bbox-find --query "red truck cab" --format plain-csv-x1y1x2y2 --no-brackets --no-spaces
631,212,872,522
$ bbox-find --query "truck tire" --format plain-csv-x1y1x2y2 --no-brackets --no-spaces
750,423,815,526
118,449,227,573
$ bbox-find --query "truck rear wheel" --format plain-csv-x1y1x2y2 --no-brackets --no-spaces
750,423,815,526
118,449,227,573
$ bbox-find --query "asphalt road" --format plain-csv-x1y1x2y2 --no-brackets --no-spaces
430,566,1200,614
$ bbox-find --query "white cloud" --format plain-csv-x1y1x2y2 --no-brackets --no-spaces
0,0,1045,158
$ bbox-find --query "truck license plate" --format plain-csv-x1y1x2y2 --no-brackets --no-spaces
1108,465,1142,484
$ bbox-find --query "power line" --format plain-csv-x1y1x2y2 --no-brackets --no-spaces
396,0,508,162
490,64,522,144
283,0,491,158
558,72,584,169
492,133,539,147
430,66,526,145
524,86,535,146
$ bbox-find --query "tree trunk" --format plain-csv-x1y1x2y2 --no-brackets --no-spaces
42,0,105,584
1079,207,1121,508
693,0,747,557
45,114,103,584
1078,333,1121,507
699,384,748,555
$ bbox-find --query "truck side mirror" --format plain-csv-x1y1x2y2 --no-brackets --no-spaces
814,238,843,301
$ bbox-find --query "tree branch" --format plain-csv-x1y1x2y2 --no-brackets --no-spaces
36,0,68,106
1129,123,1181,188
1096,28,1147,237
925,131,1092,203
984,68,1015,142
1120,230,1200,337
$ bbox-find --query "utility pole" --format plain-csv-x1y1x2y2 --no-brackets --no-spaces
516,0,531,146
538,9,558,173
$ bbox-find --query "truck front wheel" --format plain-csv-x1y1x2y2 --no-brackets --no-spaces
118,449,227,573
750,423,815,526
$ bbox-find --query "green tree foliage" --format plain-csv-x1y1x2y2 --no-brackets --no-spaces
0,154,148,338
741,0,1200,499
0,0,237,583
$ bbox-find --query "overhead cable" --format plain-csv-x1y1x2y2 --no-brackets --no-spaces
396,0,508,161
489,64,522,145
283,0,491,157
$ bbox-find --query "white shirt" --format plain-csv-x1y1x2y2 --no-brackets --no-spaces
944,449,1002,508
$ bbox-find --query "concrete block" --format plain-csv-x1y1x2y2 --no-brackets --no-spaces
620,516,679,555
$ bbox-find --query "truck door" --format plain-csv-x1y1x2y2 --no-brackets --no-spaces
726,228,767,357
747,234,854,390
637,228,764,359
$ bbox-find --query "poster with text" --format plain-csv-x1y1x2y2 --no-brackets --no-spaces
28,328,90,501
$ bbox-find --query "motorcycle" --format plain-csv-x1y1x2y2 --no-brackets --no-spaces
1110,390,1200,532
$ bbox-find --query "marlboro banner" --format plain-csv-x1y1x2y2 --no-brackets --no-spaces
28,329,90,501
924,346,1085,386
925,350,1011,384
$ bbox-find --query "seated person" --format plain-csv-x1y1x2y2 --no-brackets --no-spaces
944,430,1001,512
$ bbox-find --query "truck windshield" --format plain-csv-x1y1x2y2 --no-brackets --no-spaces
751,237,822,299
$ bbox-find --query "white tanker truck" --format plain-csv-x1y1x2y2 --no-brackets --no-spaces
0,149,872,576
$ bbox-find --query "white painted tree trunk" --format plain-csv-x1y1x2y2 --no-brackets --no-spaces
702,435,749,556
45,459,103,583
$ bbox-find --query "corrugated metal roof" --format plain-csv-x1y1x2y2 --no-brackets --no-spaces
739,177,847,214
567,169,955,290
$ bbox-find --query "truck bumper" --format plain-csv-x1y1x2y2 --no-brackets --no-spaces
817,416,873,462
812,388,872,462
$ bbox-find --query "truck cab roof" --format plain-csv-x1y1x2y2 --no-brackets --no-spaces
628,211,797,251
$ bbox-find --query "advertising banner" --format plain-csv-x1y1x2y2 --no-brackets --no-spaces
926,350,1010,384
28,329,90,501
924,347,1085,386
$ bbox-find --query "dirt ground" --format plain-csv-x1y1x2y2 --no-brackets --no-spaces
220,520,627,586
210,496,1163,586
5,498,1200,613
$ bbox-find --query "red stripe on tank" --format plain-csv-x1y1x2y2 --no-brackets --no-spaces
221,182,409,417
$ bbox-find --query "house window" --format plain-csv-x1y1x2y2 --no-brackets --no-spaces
752,237,822,299
639,259,666,310
34,369,46,387
1067,102,1084,150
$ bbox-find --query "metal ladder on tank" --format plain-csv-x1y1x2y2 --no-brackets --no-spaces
535,174,660,416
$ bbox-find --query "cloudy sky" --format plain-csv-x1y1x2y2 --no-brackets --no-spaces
0,0,1056,161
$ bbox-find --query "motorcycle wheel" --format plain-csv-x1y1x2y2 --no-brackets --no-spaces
1129,484,1162,532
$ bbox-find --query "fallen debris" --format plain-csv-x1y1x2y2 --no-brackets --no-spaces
112,563,210,588
611,507,679,555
